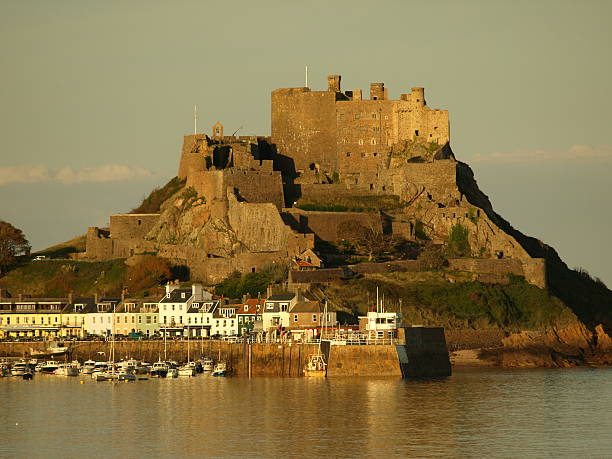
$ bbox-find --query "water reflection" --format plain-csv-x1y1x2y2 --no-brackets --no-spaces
1,368,611,457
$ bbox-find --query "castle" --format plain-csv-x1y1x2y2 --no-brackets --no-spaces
79,75,546,288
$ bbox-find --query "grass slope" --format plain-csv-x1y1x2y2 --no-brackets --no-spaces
323,272,577,331
0,259,127,297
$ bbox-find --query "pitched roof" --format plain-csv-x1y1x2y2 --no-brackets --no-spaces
267,293,295,301
160,289,193,303
291,301,321,313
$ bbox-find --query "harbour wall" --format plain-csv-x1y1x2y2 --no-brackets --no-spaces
0,341,403,377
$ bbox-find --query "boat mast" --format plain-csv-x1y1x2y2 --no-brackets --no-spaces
163,325,167,361
187,324,190,363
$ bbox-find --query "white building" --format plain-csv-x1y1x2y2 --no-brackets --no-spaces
261,293,300,332
158,284,212,337
358,311,401,339
83,298,122,337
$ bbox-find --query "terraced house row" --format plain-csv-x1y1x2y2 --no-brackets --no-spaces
0,284,341,341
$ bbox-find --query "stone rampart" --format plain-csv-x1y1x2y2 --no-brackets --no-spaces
188,169,284,210
283,210,383,242
110,214,160,241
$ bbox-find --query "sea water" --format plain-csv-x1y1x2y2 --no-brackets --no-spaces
0,367,610,458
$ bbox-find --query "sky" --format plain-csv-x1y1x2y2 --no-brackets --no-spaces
0,0,610,285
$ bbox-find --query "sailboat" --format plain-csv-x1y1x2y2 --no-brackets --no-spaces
179,326,196,376
212,349,228,377
151,324,170,378
303,300,328,378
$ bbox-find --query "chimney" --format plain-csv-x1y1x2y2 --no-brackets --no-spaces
18,293,23,302
266,285,273,298
68,291,74,305
94,292,99,304
192,284,203,301
327,74,341,92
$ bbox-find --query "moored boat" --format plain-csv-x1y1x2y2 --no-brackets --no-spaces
303,352,327,378
10,361,31,376
178,362,197,377
54,363,80,376
81,360,96,374
212,361,228,377
150,361,168,378
200,357,214,372
38,360,60,374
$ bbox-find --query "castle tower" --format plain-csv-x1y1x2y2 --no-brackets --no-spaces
411,87,425,107
327,75,341,92
370,83,386,100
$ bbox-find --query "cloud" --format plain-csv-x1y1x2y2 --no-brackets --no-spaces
0,164,157,186
474,145,612,162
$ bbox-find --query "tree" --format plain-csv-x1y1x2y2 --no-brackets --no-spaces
446,223,471,258
0,221,30,274
337,220,394,261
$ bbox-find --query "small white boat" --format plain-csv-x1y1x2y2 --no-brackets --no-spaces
54,363,79,376
150,361,168,378
10,361,30,376
303,352,327,378
200,357,214,372
81,360,96,374
166,368,178,378
212,362,228,377
117,369,136,381
92,371,112,381
178,362,197,377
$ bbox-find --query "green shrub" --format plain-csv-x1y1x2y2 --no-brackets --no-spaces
446,223,471,257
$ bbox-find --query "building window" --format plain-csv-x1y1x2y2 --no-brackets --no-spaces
294,314,298,322
312,314,317,322
139,316,142,323
154,316,157,323
181,293,185,299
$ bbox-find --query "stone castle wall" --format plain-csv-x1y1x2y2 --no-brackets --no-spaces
282,209,384,242
188,169,284,211
271,77,450,175
271,87,338,173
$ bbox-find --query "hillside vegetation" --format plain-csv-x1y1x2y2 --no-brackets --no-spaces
0,255,179,299
321,272,577,331
131,176,185,214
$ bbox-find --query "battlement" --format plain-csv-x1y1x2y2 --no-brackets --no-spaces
271,74,450,174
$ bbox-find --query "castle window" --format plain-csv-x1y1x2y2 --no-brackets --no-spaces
369,184,374,190
371,113,377,119
354,113,360,120
434,126,438,130
138,219,141,225
358,139,364,145
382,186,386,191
384,115,388,120
346,152,350,157
415,130,419,137
373,153,378,157
373,127,380,132
361,153,366,158
371,139,376,145
338,113,344,120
